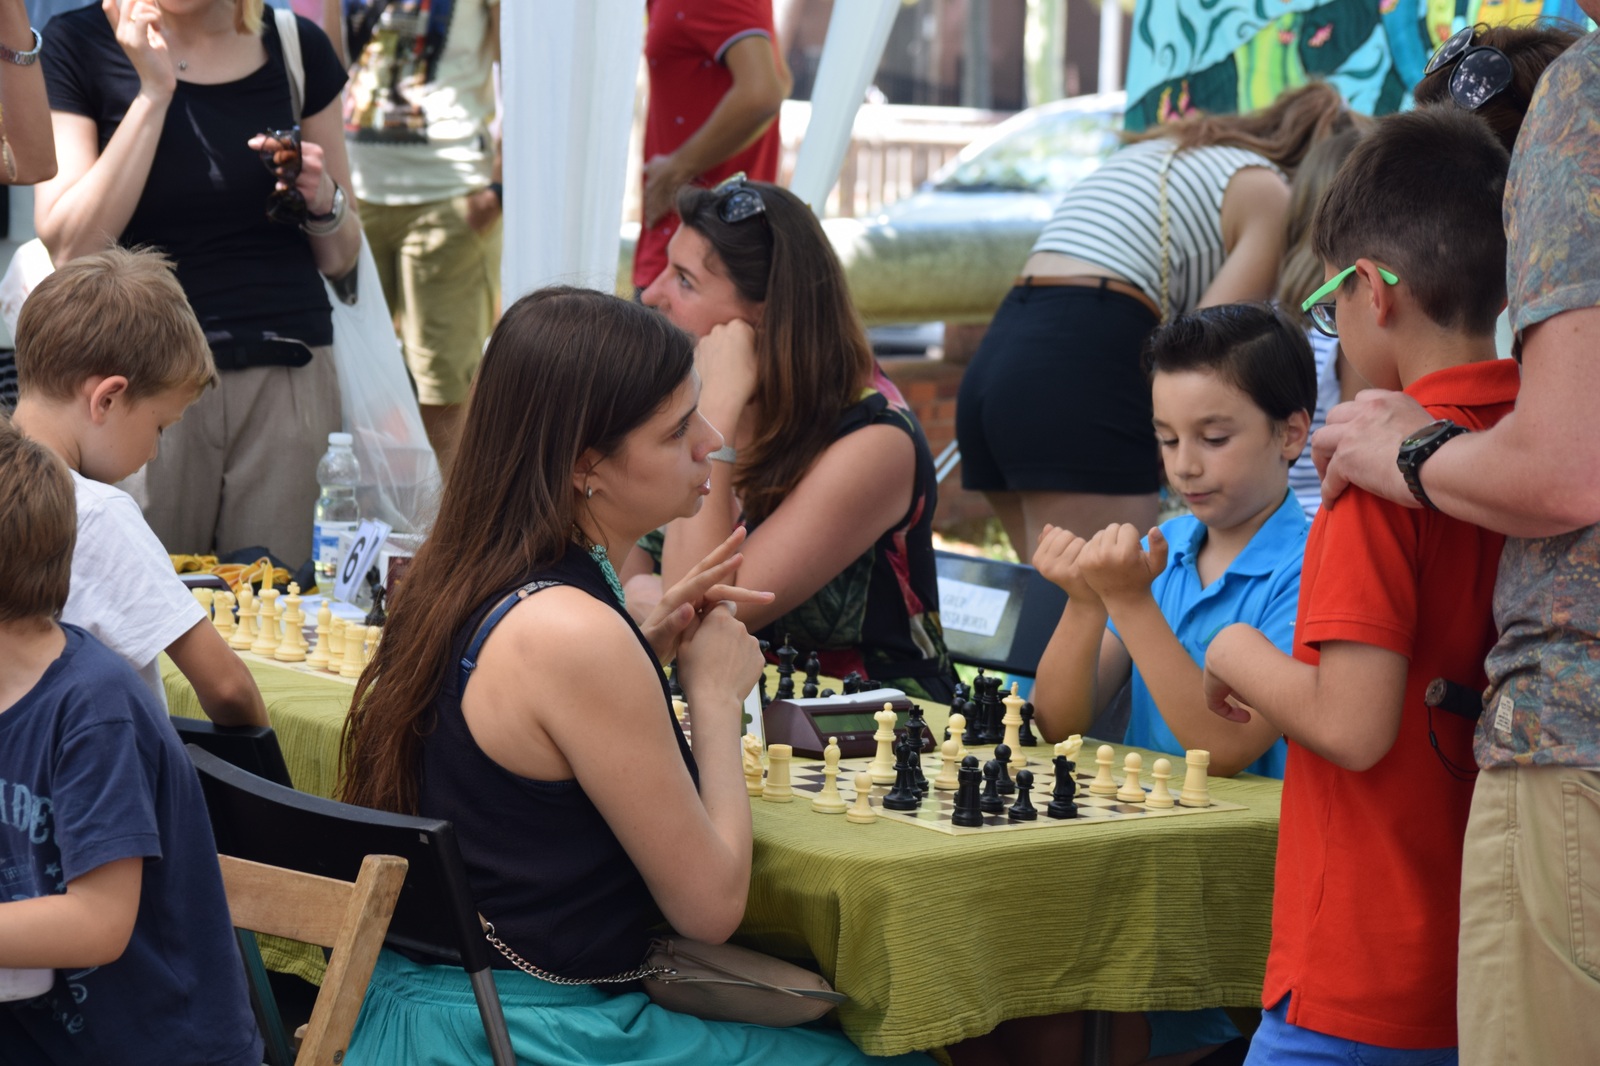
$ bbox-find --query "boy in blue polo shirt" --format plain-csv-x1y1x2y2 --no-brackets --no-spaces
1031,302,1315,780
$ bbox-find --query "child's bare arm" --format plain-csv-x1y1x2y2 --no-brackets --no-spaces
1205,625,1407,771
0,857,142,969
166,619,268,728
1030,525,1129,741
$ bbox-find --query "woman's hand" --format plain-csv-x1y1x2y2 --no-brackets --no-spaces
641,527,775,665
675,598,766,729
107,0,175,101
695,321,760,436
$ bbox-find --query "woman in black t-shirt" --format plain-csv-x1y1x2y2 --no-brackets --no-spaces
37,0,358,566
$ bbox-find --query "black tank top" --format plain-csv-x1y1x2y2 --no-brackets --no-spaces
417,544,698,978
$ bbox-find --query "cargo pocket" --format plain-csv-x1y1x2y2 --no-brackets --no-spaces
1563,775,1600,980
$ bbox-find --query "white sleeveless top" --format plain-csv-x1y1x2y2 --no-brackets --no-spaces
1030,139,1282,315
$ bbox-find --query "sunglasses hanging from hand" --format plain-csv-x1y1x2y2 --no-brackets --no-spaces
258,125,309,226
1424,25,1515,112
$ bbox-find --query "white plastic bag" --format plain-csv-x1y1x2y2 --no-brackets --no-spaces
0,237,54,339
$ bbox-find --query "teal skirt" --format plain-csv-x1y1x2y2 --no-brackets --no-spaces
347,949,935,1065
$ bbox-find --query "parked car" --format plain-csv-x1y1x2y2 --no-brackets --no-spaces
617,91,1125,328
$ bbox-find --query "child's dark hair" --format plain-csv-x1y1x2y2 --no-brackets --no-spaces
1143,303,1316,423
1312,106,1509,336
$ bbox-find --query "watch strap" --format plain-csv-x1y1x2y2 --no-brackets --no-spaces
0,28,42,68
1397,421,1468,511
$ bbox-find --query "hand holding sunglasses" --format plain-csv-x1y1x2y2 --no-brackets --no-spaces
249,126,346,233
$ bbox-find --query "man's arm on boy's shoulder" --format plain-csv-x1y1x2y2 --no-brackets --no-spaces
166,620,269,728
0,857,142,969
1205,629,1407,771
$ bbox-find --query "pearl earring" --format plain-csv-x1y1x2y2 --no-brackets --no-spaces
586,485,594,499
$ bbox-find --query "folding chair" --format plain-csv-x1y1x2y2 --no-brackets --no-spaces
170,717,294,789
219,852,406,1066
934,549,1067,678
186,746,517,1066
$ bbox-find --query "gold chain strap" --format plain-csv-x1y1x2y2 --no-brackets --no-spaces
482,920,672,986
1157,144,1176,325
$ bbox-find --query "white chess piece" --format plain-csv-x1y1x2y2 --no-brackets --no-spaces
845,770,877,824
812,738,848,814
230,585,256,650
212,591,236,641
275,584,307,662
250,588,281,656
1179,749,1212,807
339,622,367,678
307,602,332,670
1089,744,1118,796
1002,682,1027,771
947,712,969,760
1117,751,1145,802
741,735,764,797
868,705,898,785
1065,734,1084,764
1147,758,1176,808
325,618,347,672
762,743,794,802
933,735,961,791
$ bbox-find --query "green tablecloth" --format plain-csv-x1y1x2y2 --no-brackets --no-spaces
164,656,1280,1056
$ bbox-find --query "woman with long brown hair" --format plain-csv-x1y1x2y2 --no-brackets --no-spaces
631,178,957,701
338,287,928,1065
956,82,1356,558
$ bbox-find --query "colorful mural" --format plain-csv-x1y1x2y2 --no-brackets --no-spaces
1125,0,1595,131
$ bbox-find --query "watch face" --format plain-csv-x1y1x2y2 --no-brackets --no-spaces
1402,420,1456,450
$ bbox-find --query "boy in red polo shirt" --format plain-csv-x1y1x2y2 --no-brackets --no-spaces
1201,107,1517,1063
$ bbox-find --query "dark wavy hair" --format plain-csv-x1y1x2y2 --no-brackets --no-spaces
1143,303,1317,424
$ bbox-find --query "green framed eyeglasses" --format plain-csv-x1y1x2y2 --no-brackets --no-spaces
1301,265,1399,338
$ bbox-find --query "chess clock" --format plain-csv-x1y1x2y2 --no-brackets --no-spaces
763,689,920,759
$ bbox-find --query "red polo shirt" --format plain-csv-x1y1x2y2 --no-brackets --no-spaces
635,0,784,289
1265,358,1520,1048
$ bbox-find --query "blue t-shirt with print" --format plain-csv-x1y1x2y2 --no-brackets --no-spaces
1109,490,1307,779
0,625,260,1066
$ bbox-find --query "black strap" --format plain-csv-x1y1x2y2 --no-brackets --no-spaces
457,580,559,694
346,0,397,65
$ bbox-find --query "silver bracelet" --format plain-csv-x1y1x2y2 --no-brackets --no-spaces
302,183,347,237
0,28,41,67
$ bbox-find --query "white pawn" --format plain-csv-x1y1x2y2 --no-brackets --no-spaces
812,738,848,814
325,618,347,672
1147,758,1176,808
307,602,333,670
762,743,794,803
1089,744,1118,796
230,585,257,650
339,622,367,678
212,591,236,641
1001,682,1027,771
947,712,969,761
933,735,961,791
1179,749,1212,808
845,771,877,824
868,705,898,785
1117,751,1145,802
193,587,215,618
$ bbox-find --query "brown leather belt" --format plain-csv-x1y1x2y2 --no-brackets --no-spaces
1014,274,1161,319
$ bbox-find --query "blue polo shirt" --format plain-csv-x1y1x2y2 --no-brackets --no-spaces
1110,490,1307,779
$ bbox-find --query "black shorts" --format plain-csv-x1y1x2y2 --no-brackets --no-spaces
956,284,1160,495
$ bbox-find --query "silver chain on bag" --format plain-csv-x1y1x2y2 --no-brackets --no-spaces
482,921,674,986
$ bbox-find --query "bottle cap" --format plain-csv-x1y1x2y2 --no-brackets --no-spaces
328,432,354,447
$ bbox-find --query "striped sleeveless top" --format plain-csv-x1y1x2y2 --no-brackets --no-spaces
1030,139,1282,315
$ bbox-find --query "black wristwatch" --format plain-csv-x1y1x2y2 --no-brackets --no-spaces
1397,419,1469,510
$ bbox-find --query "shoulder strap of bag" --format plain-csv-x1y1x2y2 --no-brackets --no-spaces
274,6,305,123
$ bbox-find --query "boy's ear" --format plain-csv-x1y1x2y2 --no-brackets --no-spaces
84,376,130,425
1279,409,1312,464
1354,258,1397,328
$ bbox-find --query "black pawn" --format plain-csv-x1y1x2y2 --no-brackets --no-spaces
951,755,984,828
819,688,836,699
979,759,1005,815
775,634,797,700
882,737,921,812
994,742,1015,796
803,651,821,685
961,694,984,747
1008,769,1038,821
1019,700,1038,747
802,675,819,700
1046,755,1079,819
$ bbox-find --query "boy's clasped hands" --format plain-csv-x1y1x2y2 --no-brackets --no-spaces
1033,522,1170,615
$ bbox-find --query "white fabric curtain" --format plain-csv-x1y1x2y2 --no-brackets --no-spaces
788,0,899,216
501,1,646,301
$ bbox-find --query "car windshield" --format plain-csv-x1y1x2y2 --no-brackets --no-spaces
933,106,1122,196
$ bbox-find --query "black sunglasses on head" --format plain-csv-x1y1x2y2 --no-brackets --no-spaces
257,125,308,226
711,171,766,225
1424,25,1514,112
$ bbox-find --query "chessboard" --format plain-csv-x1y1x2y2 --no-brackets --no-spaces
193,585,374,686
785,748,1245,836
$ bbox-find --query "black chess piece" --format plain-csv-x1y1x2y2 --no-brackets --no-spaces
775,634,798,700
668,664,684,699
882,737,921,811
1019,700,1038,747
945,681,970,741
978,675,1005,744
842,671,863,695
363,566,387,627
905,700,931,755
902,721,928,797
951,755,984,828
1008,769,1038,821
1046,755,1079,819
756,641,770,705
994,742,1015,796
803,651,821,684
819,688,836,698
802,676,819,700
961,680,984,747
979,759,1005,815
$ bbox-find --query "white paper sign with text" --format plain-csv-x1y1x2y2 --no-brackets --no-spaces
937,578,1011,637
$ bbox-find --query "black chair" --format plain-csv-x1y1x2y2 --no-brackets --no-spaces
934,550,1067,678
170,717,294,789
185,746,516,1066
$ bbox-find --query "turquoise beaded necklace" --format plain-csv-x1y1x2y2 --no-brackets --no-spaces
589,543,626,607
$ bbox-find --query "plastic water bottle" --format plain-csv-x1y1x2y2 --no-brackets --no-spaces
313,432,361,588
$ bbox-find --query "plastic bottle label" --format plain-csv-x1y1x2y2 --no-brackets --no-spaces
313,521,361,570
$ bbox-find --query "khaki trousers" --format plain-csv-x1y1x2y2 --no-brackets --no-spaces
127,348,340,567
1458,763,1600,1064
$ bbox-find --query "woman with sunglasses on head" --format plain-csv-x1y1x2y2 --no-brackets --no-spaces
339,287,931,1066
955,83,1357,559
632,177,958,702
1412,22,1581,155
35,0,359,566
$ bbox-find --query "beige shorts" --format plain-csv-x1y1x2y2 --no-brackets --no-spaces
359,195,502,406
1458,764,1600,1064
